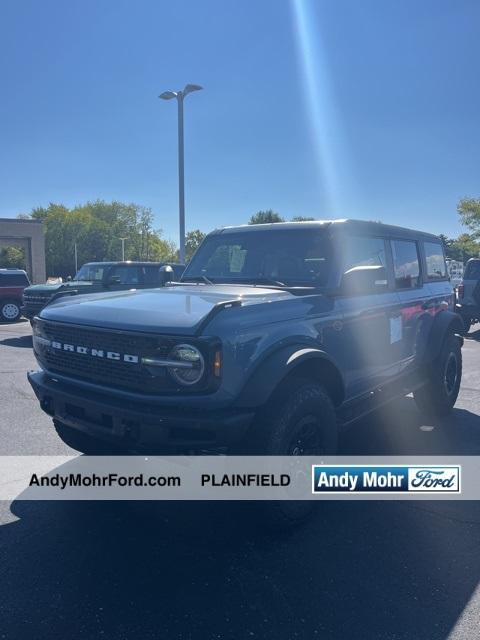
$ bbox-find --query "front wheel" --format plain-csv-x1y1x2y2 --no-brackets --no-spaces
0,300,21,322
244,380,338,529
414,333,462,418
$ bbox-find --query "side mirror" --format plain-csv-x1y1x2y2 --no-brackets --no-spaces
159,265,174,285
340,265,388,295
66,275,72,282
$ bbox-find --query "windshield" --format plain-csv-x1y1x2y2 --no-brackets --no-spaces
74,264,106,282
183,229,331,287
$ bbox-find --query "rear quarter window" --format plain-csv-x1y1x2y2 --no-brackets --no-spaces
0,273,29,287
424,241,447,280
391,240,421,289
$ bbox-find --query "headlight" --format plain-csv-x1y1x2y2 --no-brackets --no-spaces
168,343,205,386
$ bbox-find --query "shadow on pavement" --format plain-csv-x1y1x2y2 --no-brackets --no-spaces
1,397,480,638
0,334,33,349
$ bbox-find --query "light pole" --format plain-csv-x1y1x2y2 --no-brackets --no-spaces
119,237,127,261
159,84,203,264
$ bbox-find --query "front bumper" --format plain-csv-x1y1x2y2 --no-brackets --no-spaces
28,370,254,452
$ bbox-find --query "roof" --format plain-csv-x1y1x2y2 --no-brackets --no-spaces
212,219,441,242
0,217,43,224
82,261,183,267
0,268,28,273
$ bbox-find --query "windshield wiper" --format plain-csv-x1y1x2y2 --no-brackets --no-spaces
250,277,287,287
181,275,214,285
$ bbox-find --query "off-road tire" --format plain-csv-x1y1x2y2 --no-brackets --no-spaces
413,333,462,418
0,299,21,323
244,379,338,529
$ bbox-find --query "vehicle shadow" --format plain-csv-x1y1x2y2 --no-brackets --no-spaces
0,334,33,348
1,398,480,639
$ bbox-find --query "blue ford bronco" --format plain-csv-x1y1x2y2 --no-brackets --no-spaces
29,220,463,458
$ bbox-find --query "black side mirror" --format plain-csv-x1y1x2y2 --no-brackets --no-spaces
340,265,388,295
159,265,174,285
66,275,72,282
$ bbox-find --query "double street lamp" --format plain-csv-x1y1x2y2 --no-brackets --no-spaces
159,84,203,264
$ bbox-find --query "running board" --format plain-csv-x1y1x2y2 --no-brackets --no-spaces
337,370,425,428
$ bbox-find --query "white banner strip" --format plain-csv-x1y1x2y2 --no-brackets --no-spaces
0,456,477,500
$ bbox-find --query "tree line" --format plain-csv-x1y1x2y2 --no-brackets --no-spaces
1,198,479,276
5,200,207,277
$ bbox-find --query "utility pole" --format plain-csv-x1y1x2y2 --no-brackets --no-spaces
119,237,127,261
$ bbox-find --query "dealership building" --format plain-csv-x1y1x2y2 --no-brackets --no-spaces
0,218,46,283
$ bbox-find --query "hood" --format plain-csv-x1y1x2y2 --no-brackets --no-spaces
38,284,293,335
25,281,96,296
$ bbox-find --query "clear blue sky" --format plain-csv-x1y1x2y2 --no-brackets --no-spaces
0,0,478,244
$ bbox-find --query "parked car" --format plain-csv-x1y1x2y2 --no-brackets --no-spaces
0,269,30,322
456,257,480,334
22,261,185,322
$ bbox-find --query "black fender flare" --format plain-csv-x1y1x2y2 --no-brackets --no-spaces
423,310,464,364
234,345,345,409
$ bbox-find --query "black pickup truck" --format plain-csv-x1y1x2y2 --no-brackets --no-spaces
22,261,185,321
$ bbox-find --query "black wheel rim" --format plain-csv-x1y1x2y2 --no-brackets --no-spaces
444,352,458,396
288,415,323,455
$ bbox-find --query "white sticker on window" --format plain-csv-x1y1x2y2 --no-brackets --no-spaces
229,247,246,273
390,315,402,344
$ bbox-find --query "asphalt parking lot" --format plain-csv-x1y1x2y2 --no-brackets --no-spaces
1,321,480,639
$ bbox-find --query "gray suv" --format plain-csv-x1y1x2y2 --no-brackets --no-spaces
29,220,463,459
456,258,480,334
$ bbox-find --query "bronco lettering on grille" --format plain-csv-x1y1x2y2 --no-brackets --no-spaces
50,340,139,363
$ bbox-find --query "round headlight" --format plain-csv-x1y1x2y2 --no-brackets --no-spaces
168,343,205,386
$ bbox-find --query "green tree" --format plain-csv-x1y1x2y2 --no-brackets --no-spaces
0,246,26,269
248,210,285,225
445,234,480,261
457,198,480,235
185,229,206,262
20,200,178,277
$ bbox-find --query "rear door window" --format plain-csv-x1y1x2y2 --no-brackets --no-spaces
391,240,421,289
424,242,447,280
0,273,29,286
142,266,161,286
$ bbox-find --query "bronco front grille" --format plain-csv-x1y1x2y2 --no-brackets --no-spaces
35,320,184,394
